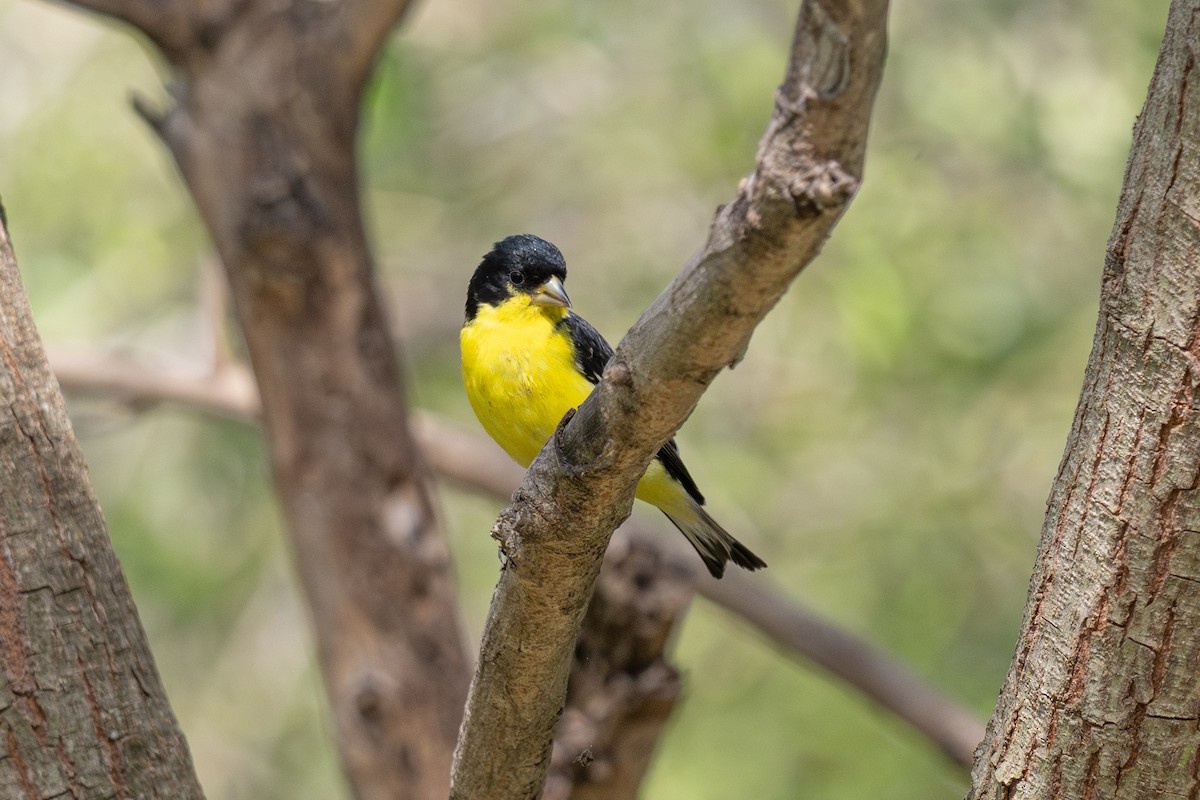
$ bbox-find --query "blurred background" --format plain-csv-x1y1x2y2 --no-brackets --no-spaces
0,0,1173,797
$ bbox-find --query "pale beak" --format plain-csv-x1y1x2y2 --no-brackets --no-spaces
530,275,572,308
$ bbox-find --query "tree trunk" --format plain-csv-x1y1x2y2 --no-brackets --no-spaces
54,2,476,797
967,1,1200,796
157,34,471,800
0,210,205,798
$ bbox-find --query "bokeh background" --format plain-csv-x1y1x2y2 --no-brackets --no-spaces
0,0,1173,797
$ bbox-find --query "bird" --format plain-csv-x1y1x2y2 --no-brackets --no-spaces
460,233,766,578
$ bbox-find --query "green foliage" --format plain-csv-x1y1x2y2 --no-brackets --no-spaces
0,0,1172,796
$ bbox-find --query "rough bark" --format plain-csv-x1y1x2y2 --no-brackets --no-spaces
449,2,891,798
55,2,472,798
967,1,1200,796
0,213,204,798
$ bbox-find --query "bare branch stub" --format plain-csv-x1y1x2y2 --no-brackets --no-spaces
450,1,891,798
544,539,692,800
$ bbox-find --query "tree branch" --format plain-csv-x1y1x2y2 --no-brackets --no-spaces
47,347,259,420
334,0,422,96
66,0,413,94
449,1,890,796
545,537,692,800
48,343,984,771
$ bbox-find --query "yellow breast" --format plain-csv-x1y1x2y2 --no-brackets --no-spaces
460,297,594,467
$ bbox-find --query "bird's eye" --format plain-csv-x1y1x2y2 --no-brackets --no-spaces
509,271,525,286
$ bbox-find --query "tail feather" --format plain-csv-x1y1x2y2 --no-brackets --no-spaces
662,504,767,579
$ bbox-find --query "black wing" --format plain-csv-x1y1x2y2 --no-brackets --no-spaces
561,313,705,505
562,313,613,386
654,438,705,505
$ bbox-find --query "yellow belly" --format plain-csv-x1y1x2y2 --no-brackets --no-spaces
460,299,691,516
461,299,590,467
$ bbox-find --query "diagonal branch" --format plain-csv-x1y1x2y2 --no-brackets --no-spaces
334,0,422,95
448,2,890,795
65,0,414,93
545,537,693,800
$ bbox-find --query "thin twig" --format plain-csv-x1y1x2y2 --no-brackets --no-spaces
697,570,983,767
47,347,259,420
48,346,982,769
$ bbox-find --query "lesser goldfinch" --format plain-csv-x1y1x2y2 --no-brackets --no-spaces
460,234,766,578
